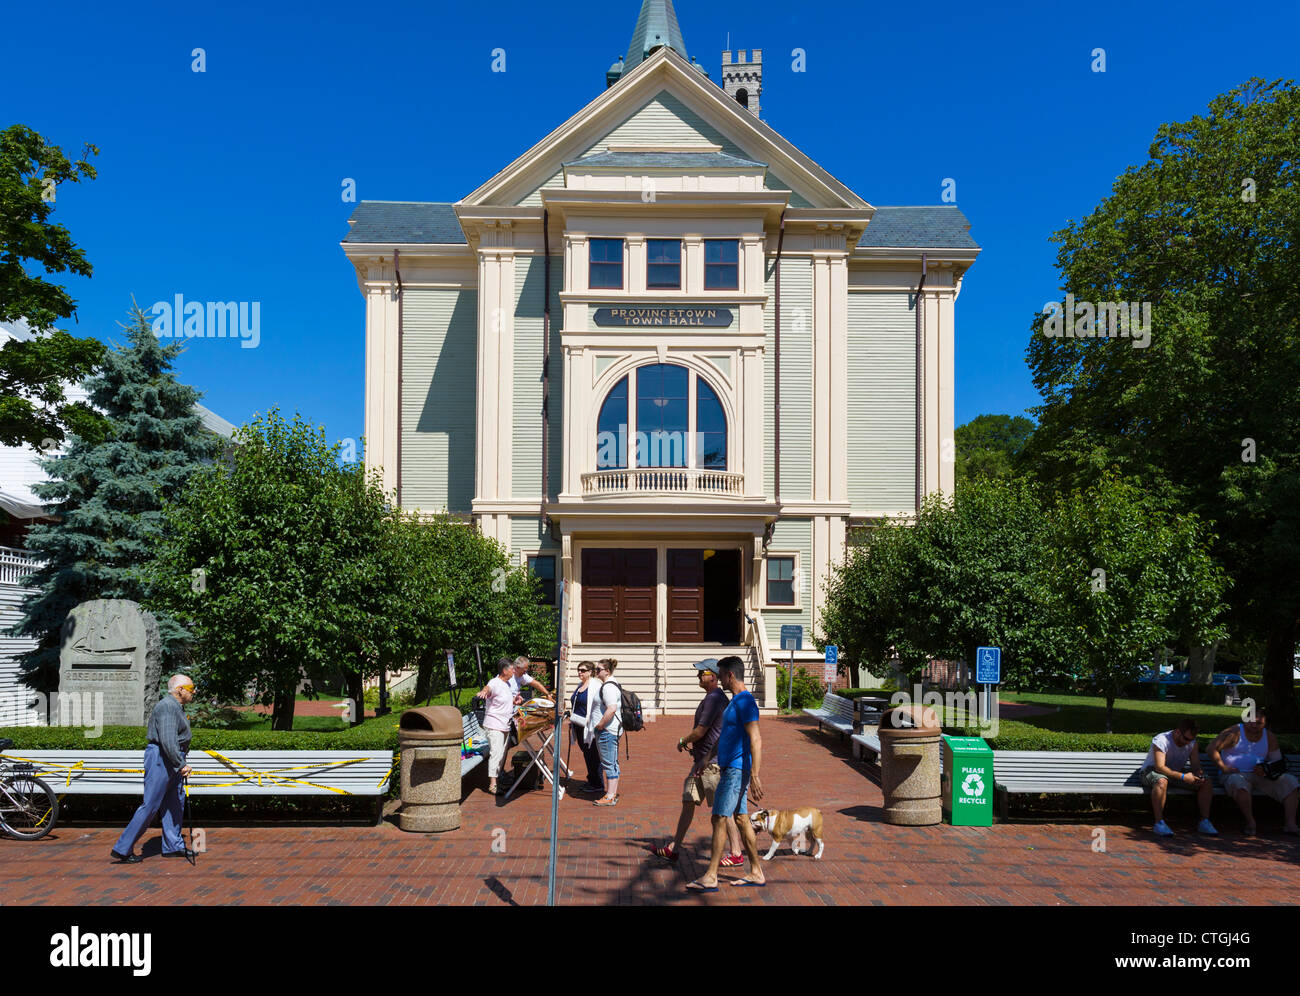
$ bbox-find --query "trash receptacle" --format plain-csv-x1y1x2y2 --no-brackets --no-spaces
878,705,942,826
941,735,993,826
397,706,465,833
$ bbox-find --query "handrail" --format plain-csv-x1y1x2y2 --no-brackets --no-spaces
0,546,40,586
581,468,744,496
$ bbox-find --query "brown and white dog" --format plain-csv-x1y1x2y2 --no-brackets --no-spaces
749,808,825,860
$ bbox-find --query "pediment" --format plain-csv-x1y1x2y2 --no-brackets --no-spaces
461,47,869,211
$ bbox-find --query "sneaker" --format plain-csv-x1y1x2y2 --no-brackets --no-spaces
1197,818,1219,835
1153,820,1174,837
653,843,679,862
719,852,745,868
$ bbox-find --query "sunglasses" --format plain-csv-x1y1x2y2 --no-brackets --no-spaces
178,684,195,692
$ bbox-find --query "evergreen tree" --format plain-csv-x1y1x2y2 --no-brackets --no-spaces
14,305,221,692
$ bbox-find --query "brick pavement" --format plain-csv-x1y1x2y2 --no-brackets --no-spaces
3,716,1299,906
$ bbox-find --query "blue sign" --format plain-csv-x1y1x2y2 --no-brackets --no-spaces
780,625,803,651
976,646,1001,684
825,645,838,666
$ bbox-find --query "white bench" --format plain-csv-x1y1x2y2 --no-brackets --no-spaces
803,692,855,740
851,730,882,762
992,750,1300,819
461,713,489,778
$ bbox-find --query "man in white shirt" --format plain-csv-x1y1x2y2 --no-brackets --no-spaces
1141,717,1216,837
509,656,553,701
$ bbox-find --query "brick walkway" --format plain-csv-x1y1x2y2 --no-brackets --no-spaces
4,716,1299,906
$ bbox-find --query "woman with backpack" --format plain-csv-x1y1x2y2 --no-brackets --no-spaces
591,658,622,806
567,661,605,796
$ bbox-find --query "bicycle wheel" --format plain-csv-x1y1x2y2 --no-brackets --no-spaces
0,773,59,840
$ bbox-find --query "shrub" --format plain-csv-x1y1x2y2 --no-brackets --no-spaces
775,666,828,710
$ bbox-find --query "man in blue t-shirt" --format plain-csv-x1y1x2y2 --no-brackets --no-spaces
687,656,765,891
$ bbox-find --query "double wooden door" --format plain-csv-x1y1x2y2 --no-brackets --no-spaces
581,549,656,643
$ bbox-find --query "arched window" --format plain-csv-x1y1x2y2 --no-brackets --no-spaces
593,364,728,471
596,376,628,468
736,88,749,109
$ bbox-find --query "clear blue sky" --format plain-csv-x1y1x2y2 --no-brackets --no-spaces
8,0,1296,448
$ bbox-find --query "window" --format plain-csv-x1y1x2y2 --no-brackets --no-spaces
767,556,795,606
635,363,689,467
704,239,739,290
646,239,681,289
526,555,557,606
736,88,749,109
696,379,726,469
596,376,628,468
589,238,624,289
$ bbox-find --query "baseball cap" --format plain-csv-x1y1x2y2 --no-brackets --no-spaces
694,658,720,675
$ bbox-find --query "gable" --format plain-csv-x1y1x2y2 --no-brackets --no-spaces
463,47,862,210
516,90,811,207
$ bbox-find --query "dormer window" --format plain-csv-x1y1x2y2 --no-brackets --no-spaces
590,238,624,289
646,239,682,290
704,239,740,290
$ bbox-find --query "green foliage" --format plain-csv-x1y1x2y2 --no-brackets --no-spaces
1041,475,1229,731
183,698,247,730
13,307,220,690
1018,78,1300,728
0,723,402,751
775,666,828,710
0,124,109,450
955,414,1034,483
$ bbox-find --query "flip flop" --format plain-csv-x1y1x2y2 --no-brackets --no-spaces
730,879,766,888
685,880,718,893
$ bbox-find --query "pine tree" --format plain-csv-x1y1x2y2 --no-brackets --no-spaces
15,305,221,692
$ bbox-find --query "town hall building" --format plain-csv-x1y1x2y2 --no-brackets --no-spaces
340,0,979,712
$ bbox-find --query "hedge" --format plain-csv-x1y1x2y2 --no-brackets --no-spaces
962,721,1300,754
0,724,402,751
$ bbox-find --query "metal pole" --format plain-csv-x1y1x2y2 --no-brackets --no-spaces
788,647,794,713
547,580,566,907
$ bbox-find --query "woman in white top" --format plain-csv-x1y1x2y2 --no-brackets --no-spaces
567,661,604,793
1209,705,1300,835
475,659,518,795
590,659,622,806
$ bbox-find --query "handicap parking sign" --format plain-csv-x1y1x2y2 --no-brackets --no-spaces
976,646,1001,684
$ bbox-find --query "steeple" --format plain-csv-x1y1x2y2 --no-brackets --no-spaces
606,0,700,86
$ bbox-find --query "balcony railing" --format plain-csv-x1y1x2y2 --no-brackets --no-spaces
581,468,745,497
0,546,40,586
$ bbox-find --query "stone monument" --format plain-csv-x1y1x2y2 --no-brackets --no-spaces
58,599,163,728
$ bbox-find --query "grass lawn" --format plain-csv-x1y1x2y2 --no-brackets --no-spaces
231,689,468,732
1000,691,1242,735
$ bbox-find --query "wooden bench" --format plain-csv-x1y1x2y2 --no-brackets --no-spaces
992,750,1300,819
803,692,855,740
461,712,489,778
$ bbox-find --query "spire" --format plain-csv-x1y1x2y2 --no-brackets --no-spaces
623,0,689,71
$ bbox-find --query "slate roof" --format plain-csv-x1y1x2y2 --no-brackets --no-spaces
342,202,978,250
563,151,767,169
343,201,466,245
858,206,978,249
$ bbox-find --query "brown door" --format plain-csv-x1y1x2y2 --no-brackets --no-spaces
581,549,659,643
666,549,704,642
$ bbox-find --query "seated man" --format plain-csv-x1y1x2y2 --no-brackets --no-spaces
1140,717,1216,837
1209,705,1300,836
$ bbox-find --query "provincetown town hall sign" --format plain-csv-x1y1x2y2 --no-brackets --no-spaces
594,306,734,327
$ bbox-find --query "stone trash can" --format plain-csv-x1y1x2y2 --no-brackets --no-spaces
878,704,942,826
397,706,465,833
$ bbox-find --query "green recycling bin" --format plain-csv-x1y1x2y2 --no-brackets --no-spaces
941,735,993,826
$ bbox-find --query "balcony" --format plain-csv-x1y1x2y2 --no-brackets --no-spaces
581,468,744,497
0,546,40,586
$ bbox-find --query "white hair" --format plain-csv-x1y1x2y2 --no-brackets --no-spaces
168,674,193,692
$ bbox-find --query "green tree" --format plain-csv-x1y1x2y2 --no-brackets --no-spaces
1019,78,1300,727
955,414,1034,482
1042,477,1229,732
14,307,221,692
0,124,108,450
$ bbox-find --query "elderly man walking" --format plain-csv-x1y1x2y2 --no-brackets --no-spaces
111,675,195,864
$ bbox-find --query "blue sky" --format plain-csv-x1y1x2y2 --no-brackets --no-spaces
7,0,1296,449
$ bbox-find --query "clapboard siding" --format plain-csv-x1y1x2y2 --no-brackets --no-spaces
401,288,478,512
763,517,813,648
516,90,811,206
847,293,916,511
510,516,559,562
512,257,564,501
0,583,40,726
764,258,813,500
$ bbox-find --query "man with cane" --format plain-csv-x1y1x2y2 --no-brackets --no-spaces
111,674,197,864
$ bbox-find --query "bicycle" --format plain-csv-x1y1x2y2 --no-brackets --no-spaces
0,738,59,840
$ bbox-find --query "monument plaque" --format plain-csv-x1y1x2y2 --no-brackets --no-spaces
58,599,162,728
